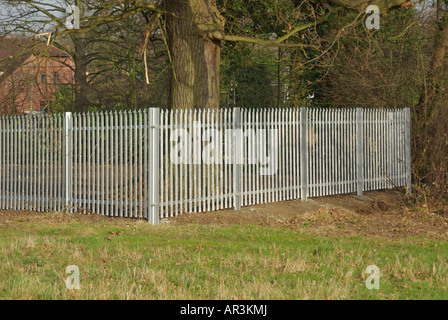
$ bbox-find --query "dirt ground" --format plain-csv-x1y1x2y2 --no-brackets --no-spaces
167,191,448,240
1,190,448,240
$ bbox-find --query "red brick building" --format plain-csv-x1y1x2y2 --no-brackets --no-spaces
0,37,74,115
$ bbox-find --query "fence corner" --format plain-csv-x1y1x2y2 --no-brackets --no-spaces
233,107,242,210
149,108,160,225
405,108,412,194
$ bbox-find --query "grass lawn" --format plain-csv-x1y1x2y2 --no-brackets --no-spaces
0,211,447,300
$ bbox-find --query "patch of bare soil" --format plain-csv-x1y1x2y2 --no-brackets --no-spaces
169,191,448,240
1,191,447,240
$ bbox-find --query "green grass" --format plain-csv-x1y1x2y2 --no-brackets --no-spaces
0,214,447,299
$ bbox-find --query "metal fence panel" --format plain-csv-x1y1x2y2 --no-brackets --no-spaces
0,108,411,223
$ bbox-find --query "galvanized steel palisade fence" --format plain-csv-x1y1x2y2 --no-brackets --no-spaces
0,107,411,224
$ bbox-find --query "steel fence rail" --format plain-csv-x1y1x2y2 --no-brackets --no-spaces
0,107,411,224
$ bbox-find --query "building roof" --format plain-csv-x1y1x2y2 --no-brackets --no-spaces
0,36,71,82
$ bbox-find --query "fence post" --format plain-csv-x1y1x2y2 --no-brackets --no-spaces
233,107,242,210
300,107,308,200
405,108,412,194
64,112,73,211
148,108,160,225
356,108,364,197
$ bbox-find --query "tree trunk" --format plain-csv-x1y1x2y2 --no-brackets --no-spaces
72,33,89,113
164,0,225,109
71,0,89,113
